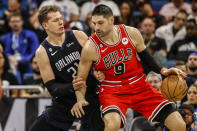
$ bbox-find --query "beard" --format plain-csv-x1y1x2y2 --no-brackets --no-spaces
33,69,40,75
189,66,197,72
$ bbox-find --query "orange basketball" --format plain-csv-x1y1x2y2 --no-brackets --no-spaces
161,75,188,102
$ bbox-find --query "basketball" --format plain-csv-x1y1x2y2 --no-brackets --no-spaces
161,75,188,102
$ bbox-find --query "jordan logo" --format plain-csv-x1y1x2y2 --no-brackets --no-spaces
101,48,108,53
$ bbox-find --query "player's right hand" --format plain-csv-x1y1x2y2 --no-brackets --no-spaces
72,76,86,91
71,100,89,118
161,67,187,78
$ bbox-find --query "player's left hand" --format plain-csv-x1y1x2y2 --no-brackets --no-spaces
93,70,105,82
71,100,89,118
161,67,187,78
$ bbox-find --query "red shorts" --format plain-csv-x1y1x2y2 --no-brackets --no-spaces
99,74,174,125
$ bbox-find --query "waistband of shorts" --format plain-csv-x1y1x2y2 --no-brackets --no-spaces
100,73,145,87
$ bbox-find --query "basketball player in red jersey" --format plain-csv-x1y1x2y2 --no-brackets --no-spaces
71,4,187,131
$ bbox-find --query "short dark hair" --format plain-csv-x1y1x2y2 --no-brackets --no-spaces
173,60,185,67
179,104,194,114
38,5,62,25
120,1,134,18
187,18,197,25
8,12,23,22
92,4,113,18
176,9,188,17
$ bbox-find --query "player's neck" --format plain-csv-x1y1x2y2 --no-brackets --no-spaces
47,32,65,46
101,26,119,45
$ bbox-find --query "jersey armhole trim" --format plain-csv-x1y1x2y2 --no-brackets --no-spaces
89,37,101,65
121,25,136,50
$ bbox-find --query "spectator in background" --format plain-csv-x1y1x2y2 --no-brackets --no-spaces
39,0,79,22
159,0,192,22
168,19,197,62
174,61,187,73
187,84,197,108
69,21,86,32
20,55,47,98
2,13,39,77
174,61,196,104
29,11,47,43
155,9,187,52
0,0,28,18
186,84,197,131
135,0,164,29
80,0,120,21
141,17,167,69
174,61,196,85
114,1,135,26
187,53,197,79
179,104,196,131
0,51,18,98
84,12,94,36
0,0,32,36
147,71,162,92
188,0,197,22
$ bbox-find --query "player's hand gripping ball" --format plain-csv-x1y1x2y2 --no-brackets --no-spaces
161,75,188,102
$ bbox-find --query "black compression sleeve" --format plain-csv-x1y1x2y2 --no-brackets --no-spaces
45,79,74,97
138,48,162,74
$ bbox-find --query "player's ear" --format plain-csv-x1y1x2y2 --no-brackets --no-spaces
42,22,48,30
109,16,114,25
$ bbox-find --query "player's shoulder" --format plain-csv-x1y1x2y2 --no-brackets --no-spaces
36,45,47,58
73,30,88,39
83,39,96,54
73,30,88,47
125,26,140,34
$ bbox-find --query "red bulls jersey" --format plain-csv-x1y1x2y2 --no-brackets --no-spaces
90,24,144,84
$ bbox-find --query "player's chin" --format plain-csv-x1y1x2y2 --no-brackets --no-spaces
57,30,64,34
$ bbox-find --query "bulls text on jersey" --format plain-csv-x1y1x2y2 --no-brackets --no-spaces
103,48,132,69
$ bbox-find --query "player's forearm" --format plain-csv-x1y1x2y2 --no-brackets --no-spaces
138,48,162,74
75,88,86,101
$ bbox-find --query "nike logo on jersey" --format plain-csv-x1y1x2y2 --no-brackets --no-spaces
51,51,58,56
101,48,108,53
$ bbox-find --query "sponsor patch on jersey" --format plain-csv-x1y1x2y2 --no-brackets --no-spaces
122,37,128,45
